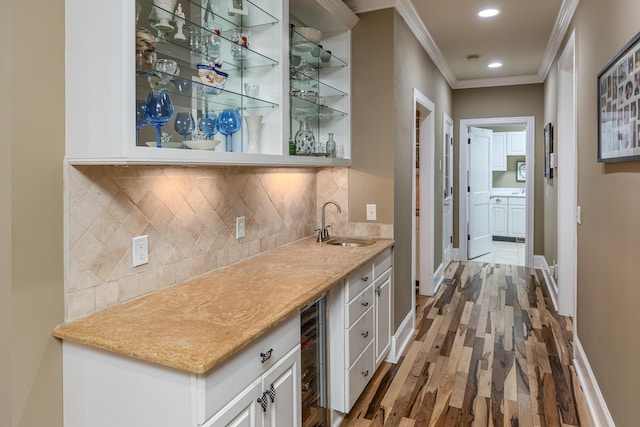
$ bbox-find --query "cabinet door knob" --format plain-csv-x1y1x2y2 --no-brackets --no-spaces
362,370,369,377
260,348,273,363
375,288,381,296
267,384,276,403
361,276,369,282
257,393,269,412
361,331,369,339
361,301,369,307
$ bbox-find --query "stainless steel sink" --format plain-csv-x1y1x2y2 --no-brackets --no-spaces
325,237,376,247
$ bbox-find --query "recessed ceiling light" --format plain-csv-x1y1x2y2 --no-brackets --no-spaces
478,8,500,18
488,62,503,68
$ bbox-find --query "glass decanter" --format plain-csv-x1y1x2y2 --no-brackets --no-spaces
326,132,336,158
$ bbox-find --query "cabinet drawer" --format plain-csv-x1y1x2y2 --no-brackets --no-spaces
346,307,374,368
201,314,300,422
373,249,392,279
346,342,374,411
508,197,525,206
345,262,374,302
492,197,507,205
346,285,374,328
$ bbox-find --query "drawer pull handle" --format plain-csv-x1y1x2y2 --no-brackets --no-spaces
257,393,269,412
268,384,276,403
361,276,369,282
361,331,369,339
260,348,273,363
375,287,381,296
361,301,369,307
362,370,370,377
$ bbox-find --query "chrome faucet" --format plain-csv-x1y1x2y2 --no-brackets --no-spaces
317,201,342,242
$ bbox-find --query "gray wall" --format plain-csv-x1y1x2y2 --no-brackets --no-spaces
493,156,526,188
545,0,640,424
453,84,545,255
5,0,66,426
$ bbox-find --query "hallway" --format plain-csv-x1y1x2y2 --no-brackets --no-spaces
340,261,593,426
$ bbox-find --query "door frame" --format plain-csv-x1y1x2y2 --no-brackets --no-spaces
442,113,454,268
412,89,435,297
458,116,535,267
557,30,577,317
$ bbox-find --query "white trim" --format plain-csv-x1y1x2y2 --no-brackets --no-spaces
458,117,535,268
442,113,454,270
344,0,579,89
556,30,577,317
433,262,444,295
414,90,436,297
385,310,414,364
535,255,559,312
451,248,460,261
574,337,616,427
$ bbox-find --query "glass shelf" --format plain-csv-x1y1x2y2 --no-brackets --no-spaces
290,78,347,98
137,72,278,112
289,30,347,68
184,0,278,29
290,95,346,120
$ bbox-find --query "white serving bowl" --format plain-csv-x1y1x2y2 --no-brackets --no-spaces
145,141,184,149
294,27,322,44
185,139,222,150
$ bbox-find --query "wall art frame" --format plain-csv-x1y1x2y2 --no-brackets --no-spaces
597,31,640,162
544,123,554,178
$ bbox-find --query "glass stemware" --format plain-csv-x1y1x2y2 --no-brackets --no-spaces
218,109,242,152
174,112,195,141
144,89,174,147
199,113,219,139
136,100,148,146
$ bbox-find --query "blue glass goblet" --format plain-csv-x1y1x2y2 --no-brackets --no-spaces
218,109,242,152
144,90,175,147
199,113,218,139
136,100,147,146
174,112,195,142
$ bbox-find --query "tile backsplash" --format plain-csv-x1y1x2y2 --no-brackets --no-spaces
64,164,392,320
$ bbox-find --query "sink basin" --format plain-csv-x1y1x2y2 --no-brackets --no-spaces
325,237,376,247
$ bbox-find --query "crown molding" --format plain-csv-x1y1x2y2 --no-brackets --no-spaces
538,0,580,81
345,0,578,89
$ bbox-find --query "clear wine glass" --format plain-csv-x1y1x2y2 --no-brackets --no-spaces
174,112,195,142
144,89,174,147
218,109,242,152
136,100,148,146
199,113,218,139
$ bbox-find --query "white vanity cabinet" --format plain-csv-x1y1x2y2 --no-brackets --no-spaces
328,247,393,415
491,197,508,236
507,197,526,238
491,196,525,239
61,314,300,427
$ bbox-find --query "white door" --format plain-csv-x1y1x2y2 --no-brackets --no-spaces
468,127,493,259
442,115,454,266
262,347,300,427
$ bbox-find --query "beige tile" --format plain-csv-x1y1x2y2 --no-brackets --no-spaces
67,288,96,320
95,281,119,311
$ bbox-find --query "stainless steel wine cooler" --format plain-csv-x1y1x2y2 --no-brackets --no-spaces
300,295,329,427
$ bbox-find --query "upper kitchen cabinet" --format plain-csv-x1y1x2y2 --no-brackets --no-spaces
289,0,357,165
66,0,340,166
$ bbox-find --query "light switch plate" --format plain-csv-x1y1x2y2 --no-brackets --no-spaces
366,204,377,221
132,235,148,267
236,216,246,239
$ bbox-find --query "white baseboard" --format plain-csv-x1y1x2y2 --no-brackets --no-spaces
433,262,444,295
451,248,460,261
385,310,414,364
535,255,559,312
574,337,616,426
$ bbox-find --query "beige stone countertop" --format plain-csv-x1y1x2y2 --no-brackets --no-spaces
53,237,394,375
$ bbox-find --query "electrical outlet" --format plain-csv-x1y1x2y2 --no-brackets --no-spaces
132,235,148,267
366,204,377,221
236,216,246,239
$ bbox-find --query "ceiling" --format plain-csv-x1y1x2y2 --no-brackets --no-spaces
345,0,579,89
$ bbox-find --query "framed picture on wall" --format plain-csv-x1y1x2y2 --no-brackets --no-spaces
516,161,526,182
597,31,640,162
544,123,554,178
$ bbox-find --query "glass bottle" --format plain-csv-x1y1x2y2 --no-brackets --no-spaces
336,142,344,158
326,133,336,158
294,120,315,154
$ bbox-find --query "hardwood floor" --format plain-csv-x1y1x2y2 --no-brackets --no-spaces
340,261,594,427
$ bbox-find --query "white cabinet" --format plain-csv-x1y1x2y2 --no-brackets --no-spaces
328,247,392,414
61,314,300,427
506,131,526,156
490,197,508,237
507,197,526,239
491,132,507,171
491,196,525,238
